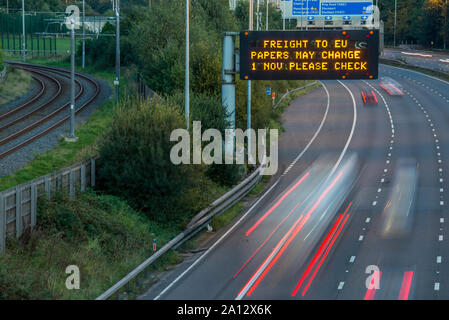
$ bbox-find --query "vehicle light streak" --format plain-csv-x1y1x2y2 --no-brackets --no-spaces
398,271,413,300
300,213,350,297
372,90,378,103
237,215,304,298
233,202,302,278
291,202,352,296
364,271,382,300
239,171,343,298
246,172,309,237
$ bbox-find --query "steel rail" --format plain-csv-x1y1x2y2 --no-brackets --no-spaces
0,62,100,159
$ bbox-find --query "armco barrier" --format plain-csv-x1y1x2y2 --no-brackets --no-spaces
96,160,268,300
0,157,97,254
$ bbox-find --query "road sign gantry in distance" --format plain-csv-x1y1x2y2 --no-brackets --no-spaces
240,29,379,80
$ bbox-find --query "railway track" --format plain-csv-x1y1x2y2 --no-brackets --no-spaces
0,62,102,160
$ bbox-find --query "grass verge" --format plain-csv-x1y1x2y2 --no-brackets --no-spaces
0,68,32,105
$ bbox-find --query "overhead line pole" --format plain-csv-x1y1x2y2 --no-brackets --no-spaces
22,0,25,62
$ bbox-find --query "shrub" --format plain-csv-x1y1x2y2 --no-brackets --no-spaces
97,97,194,224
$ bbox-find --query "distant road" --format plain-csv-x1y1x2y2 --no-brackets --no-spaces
383,47,449,73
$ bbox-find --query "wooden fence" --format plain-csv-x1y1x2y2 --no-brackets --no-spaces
0,157,96,254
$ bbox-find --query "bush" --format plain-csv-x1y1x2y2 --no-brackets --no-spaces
97,97,195,224
0,191,164,299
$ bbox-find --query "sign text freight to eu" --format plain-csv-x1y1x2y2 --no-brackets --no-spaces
240,30,379,80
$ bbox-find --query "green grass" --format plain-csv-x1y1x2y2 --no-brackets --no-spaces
1,37,79,55
0,68,32,105
0,55,120,192
0,191,181,300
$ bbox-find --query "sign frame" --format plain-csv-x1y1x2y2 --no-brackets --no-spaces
239,29,379,81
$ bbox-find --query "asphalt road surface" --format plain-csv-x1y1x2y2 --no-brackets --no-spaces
141,63,449,300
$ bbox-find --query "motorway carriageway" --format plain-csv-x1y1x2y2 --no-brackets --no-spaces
141,63,449,300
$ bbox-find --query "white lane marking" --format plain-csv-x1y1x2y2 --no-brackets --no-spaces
366,217,371,223
329,80,357,177
349,256,356,263
437,256,442,263
283,82,331,175
154,179,280,300
338,282,345,290
439,235,444,241
372,201,377,206
358,235,364,241
441,218,445,223
435,283,440,291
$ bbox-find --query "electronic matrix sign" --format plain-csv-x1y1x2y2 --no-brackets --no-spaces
240,30,379,80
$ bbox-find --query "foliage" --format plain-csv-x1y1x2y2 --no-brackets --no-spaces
97,97,196,224
0,191,178,299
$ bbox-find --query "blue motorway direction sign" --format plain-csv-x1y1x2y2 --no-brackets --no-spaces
266,88,271,95
320,2,373,16
292,0,320,16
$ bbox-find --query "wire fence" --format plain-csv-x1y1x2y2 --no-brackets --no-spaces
0,12,115,56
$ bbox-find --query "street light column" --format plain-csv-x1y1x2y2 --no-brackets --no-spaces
393,0,397,47
115,0,120,102
82,0,85,69
185,0,190,129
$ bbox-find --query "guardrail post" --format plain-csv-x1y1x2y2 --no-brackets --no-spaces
80,164,86,192
30,183,37,229
0,194,5,255
69,169,75,200
91,158,96,187
15,187,22,238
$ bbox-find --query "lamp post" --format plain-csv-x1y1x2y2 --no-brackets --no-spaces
248,0,253,159
283,0,286,30
185,0,190,129
266,0,269,30
115,0,120,102
393,0,397,47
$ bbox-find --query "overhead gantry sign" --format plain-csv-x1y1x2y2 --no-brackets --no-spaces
240,29,379,80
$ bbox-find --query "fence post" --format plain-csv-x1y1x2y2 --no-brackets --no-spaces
91,158,96,187
31,183,37,229
45,177,51,200
69,169,75,200
81,164,86,192
15,187,22,239
0,193,5,255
